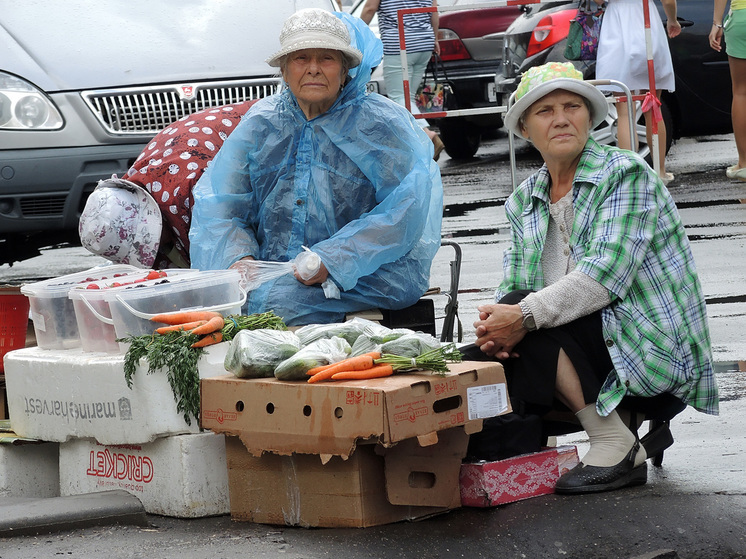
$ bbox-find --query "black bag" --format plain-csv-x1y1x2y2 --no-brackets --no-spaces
564,0,606,61
415,55,456,113
466,408,544,462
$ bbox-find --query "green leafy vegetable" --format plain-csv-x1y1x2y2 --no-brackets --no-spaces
120,311,287,425
220,311,287,341
120,331,204,425
375,343,463,374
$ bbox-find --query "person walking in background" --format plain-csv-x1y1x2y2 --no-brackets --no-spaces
594,0,681,184
710,0,746,181
360,0,445,160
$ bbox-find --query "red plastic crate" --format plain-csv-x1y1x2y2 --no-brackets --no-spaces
0,288,30,374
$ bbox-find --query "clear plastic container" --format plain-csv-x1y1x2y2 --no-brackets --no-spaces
20,265,140,350
68,269,200,353
104,270,245,351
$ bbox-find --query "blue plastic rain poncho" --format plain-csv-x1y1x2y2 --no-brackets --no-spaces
189,12,443,326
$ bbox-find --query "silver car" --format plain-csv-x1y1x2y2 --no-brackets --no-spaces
0,0,336,265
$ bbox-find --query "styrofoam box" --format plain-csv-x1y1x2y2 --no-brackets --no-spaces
59,432,229,518
4,343,229,445
0,441,60,498
20,264,140,350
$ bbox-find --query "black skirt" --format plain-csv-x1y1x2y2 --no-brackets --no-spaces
461,290,614,415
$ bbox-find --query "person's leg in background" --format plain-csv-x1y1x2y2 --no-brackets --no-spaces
616,91,672,185
727,55,746,177
382,52,445,160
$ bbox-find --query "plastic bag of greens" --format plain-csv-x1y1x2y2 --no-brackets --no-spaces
224,329,302,378
349,334,381,357
380,331,441,358
295,321,367,347
274,336,352,380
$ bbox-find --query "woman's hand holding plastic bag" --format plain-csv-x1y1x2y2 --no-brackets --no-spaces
229,257,294,291
294,247,341,299
229,249,340,299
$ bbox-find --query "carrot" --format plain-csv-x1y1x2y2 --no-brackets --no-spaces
308,368,344,384
190,315,225,336
191,332,223,348
305,352,381,377
155,320,207,335
150,310,223,325
330,364,395,381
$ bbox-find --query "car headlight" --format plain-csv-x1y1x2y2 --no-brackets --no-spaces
0,72,63,130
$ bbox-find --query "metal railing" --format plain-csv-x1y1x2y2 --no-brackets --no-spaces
394,0,663,174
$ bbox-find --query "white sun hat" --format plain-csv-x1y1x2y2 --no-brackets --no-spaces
78,177,162,268
504,62,609,138
266,8,362,69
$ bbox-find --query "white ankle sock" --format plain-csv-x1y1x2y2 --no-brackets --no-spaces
576,405,647,467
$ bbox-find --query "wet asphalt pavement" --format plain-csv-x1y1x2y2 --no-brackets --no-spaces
0,133,745,558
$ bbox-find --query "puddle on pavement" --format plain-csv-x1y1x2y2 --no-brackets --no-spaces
443,198,504,218
713,362,746,403
677,198,745,209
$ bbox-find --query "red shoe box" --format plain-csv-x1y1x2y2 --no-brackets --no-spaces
459,445,579,507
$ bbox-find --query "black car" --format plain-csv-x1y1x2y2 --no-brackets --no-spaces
495,0,732,156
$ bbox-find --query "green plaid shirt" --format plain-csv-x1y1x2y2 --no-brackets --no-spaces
498,138,718,416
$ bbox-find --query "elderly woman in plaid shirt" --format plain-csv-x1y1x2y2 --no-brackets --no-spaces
466,63,718,494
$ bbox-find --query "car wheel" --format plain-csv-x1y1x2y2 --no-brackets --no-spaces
438,119,481,159
592,98,673,161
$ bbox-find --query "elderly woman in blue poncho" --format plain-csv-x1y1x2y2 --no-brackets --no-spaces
189,9,443,326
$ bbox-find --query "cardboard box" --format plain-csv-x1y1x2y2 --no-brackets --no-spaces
201,361,510,460
4,343,229,445
59,432,229,518
226,426,469,528
0,440,60,498
459,445,580,507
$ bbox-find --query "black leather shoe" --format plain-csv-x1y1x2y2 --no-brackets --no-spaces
555,441,648,495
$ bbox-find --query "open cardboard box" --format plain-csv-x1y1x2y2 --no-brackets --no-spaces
226,426,471,528
200,361,510,461
202,361,510,527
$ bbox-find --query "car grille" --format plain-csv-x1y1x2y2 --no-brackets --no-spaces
82,78,281,135
19,196,66,217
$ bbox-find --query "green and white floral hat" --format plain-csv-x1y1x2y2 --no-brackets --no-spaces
504,62,608,137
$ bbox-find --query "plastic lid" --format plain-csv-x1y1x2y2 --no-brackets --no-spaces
67,268,199,300
20,264,141,298
99,269,240,303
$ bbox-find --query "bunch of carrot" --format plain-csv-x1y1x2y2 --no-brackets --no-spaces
305,343,463,383
150,311,225,348
306,352,392,383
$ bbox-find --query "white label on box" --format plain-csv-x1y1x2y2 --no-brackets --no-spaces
466,383,509,420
